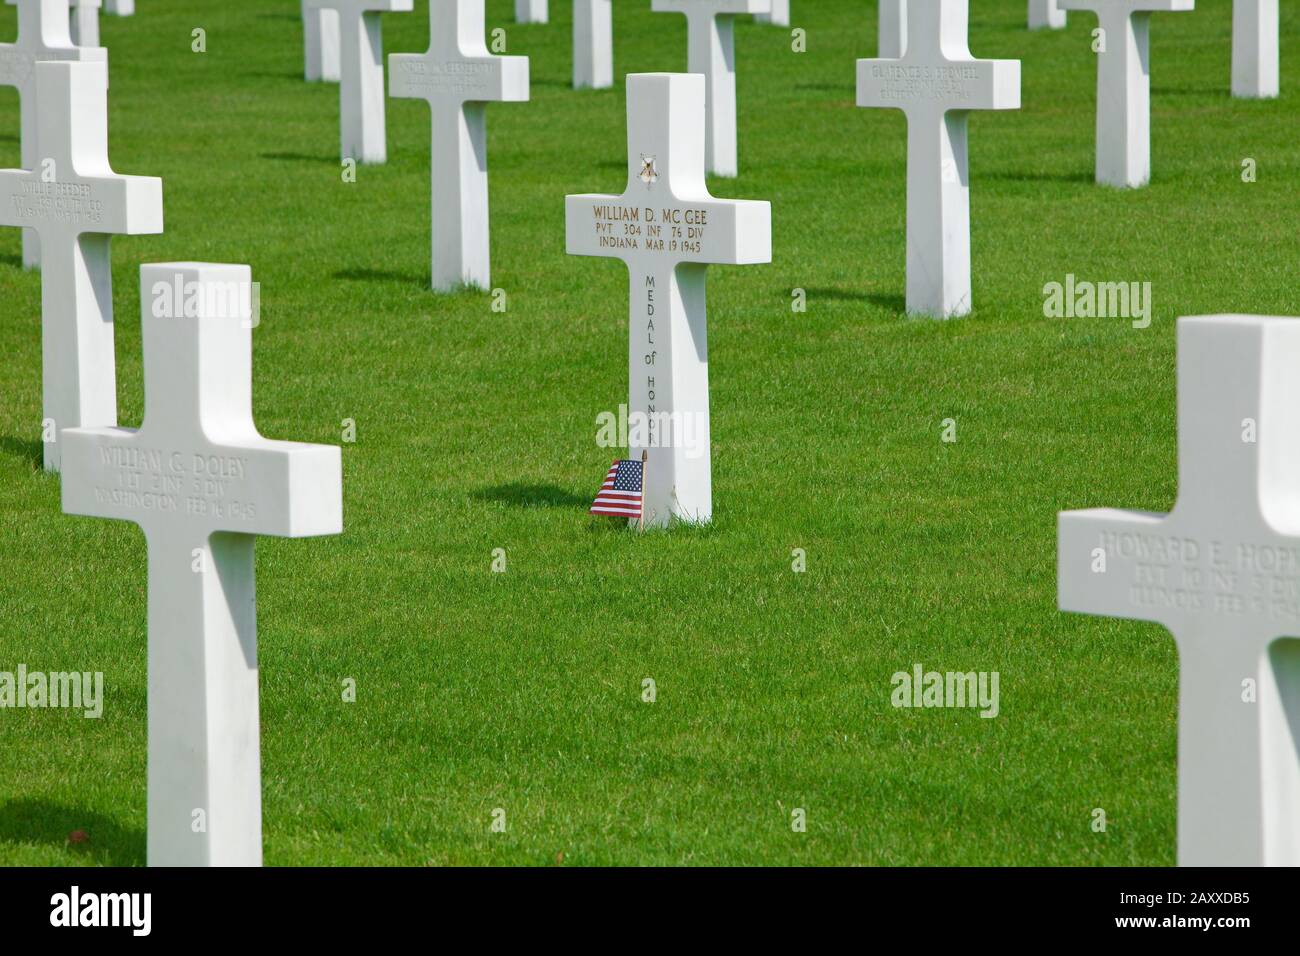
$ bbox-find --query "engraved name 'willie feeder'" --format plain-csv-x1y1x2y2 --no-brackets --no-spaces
10,180,103,223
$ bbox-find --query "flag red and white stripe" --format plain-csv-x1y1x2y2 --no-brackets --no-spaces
590,459,644,519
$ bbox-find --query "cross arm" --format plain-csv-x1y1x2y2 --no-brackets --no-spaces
305,0,413,12
1057,1,1193,11
60,427,342,538
81,173,164,236
1059,506,1175,626
565,192,771,266
60,425,144,524
857,57,1021,113
389,51,528,104
650,0,770,15
229,438,344,539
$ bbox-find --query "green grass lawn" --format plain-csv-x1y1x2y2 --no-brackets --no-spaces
0,0,1295,866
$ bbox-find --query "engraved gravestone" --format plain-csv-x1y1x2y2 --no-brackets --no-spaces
1232,0,1278,99
650,0,771,178
755,0,788,27
566,73,771,527
1057,0,1194,188
516,0,546,23
856,0,1020,318
1059,315,1300,867
0,60,162,472
879,0,905,58
303,0,341,82
0,0,105,269
1029,0,1067,29
390,0,528,291
61,263,344,867
70,0,101,46
573,0,612,90
303,0,412,163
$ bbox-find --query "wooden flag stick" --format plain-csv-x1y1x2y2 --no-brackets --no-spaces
639,449,648,532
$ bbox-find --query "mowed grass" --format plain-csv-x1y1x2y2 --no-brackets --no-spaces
0,0,1296,866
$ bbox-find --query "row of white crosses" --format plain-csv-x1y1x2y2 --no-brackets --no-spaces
0,54,161,472
301,0,616,91
0,0,105,268
0,58,340,864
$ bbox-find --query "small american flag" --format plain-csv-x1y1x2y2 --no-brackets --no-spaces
590,458,644,519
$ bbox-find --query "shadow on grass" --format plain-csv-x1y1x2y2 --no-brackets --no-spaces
260,151,340,166
794,83,852,93
798,286,906,312
246,70,307,82
986,169,1094,185
0,799,144,866
472,483,590,510
0,435,42,469
1151,86,1230,98
332,267,430,290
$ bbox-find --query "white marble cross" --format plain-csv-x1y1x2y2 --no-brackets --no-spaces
302,0,341,82
573,0,612,89
61,262,344,867
70,0,101,46
755,0,788,27
1028,0,1067,29
390,0,528,291
1232,0,1278,99
303,0,412,163
857,0,1020,318
1058,0,1193,188
566,73,770,528
879,0,906,58
103,0,130,13
516,0,546,23
0,0,105,269
0,60,162,472
1059,315,1300,867
650,0,771,178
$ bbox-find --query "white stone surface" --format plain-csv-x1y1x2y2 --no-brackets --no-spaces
1058,0,1194,188
61,263,344,868
1232,0,1278,99
516,0,546,23
856,0,1020,318
0,60,162,472
755,0,788,27
304,0,412,163
650,0,770,178
566,73,770,528
1059,315,1300,867
879,0,905,58
573,0,612,90
0,0,105,269
1028,0,1067,29
102,0,131,13
303,0,341,82
70,0,101,46
390,0,528,291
